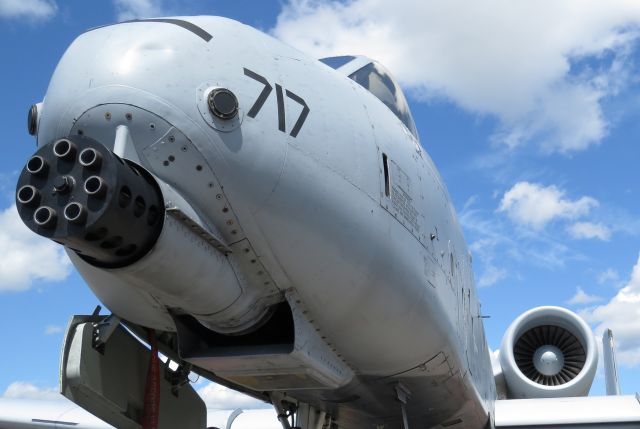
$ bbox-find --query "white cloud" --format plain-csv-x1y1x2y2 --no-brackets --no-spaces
598,268,620,285
113,0,165,21
498,182,598,230
273,0,640,153
0,0,57,20
196,383,270,410
567,286,603,305
567,221,612,241
477,264,507,288
461,197,576,280
0,205,71,292
44,325,63,335
2,382,61,401
581,253,640,366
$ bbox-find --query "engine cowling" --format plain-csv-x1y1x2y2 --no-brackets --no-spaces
499,306,597,399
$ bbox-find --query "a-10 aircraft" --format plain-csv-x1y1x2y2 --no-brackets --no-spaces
6,15,640,429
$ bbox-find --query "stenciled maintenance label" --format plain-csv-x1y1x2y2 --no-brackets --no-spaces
390,160,420,232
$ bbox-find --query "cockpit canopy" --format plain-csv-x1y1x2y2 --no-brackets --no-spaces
320,56,418,139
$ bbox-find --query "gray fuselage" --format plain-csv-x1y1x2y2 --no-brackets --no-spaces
35,16,495,428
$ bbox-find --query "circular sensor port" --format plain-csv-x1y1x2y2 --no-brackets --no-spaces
207,88,239,120
28,104,38,136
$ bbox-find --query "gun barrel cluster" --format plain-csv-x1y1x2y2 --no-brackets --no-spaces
15,136,164,267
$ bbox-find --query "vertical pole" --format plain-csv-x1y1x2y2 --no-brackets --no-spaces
400,403,410,429
603,329,621,395
142,329,160,429
395,383,411,429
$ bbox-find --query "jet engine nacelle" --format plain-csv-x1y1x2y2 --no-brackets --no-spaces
498,306,597,399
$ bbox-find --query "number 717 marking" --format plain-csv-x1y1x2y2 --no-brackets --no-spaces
243,68,310,138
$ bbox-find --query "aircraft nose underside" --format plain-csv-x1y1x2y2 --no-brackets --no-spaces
24,16,292,337
16,97,285,337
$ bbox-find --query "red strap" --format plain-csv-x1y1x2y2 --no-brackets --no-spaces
142,329,160,429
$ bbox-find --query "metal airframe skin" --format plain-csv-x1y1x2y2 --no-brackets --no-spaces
34,16,496,428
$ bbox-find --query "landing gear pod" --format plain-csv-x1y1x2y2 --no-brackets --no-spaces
61,314,207,429
15,136,164,267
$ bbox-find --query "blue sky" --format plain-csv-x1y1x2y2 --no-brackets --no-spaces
0,0,638,410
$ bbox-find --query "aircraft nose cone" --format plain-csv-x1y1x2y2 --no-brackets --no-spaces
533,345,564,376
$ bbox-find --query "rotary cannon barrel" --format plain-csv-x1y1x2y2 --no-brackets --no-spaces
15,136,164,267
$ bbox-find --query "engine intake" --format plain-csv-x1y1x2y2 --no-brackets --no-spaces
514,324,586,386
499,306,597,399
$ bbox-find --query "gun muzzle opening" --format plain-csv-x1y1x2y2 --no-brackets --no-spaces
17,185,40,207
33,206,56,228
79,148,102,169
84,176,107,197
53,139,76,159
26,156,47,175
64,202,87,224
